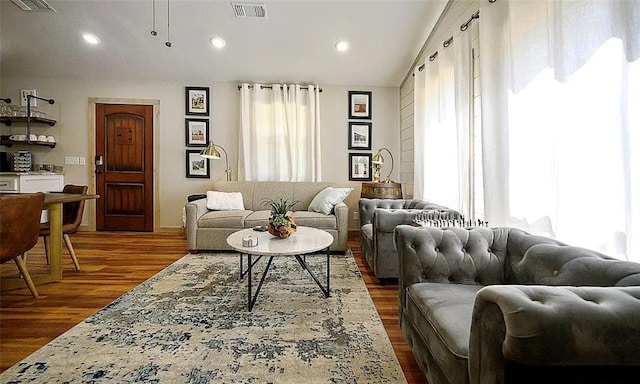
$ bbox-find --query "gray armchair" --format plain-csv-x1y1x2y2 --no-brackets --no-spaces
394,225,640,384
358,198,460,283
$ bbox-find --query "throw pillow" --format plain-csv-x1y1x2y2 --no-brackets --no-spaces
206,191,245,210
308,187,353,215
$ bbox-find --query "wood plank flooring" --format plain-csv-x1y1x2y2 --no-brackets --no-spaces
0,230,426,383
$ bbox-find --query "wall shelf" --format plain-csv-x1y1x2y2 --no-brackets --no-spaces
0,139,56,148
0,116,57,126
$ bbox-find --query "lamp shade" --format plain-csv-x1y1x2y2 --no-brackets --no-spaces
200,141,221,159
372,152,384,166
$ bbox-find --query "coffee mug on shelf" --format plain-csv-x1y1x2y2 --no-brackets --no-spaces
47,135,56,143
29,134,37,141
11,134,27,141
37,135,47,142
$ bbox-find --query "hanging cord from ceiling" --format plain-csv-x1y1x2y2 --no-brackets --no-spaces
165,0,172,47
150,0,157,36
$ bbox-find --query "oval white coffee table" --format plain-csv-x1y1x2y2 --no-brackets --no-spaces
227,226,334,311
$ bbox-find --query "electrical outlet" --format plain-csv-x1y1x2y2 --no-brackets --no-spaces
352,212,359,220
64,156,80,165
79,157,86,165
20,89,37,107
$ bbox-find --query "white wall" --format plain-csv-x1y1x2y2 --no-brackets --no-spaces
0,77,399,230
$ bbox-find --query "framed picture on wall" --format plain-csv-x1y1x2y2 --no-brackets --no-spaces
349,153,372,181
185,118,209,147
348,122,372,150
348,91,372,120
186,149,210,178
185,86,210,116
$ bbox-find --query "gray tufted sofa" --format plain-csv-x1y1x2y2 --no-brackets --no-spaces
358,198,460,283
186,181,350,253
394,225,640,384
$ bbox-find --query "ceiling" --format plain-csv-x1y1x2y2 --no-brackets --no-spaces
0,0,447,87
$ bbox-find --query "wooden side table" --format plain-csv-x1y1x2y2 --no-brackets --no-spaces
361,182,403,199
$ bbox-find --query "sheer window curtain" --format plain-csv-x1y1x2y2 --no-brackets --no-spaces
239,83,322,181
479,0,639,261
414,31,473,215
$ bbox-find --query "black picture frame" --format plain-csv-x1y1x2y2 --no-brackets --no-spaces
348,122,372,150
186,149,210,178
349,153,372,181
348,91,372,120
185,118,209,147
185,86,210,116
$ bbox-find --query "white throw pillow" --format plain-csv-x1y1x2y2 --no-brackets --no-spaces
206,191,245,210
308,187,353,215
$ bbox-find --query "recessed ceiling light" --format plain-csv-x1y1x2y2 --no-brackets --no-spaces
335,40,349,52
210,36,226,49
82,33,100,45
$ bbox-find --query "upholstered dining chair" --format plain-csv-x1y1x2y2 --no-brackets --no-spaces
40,184,88,271
0,192,46,298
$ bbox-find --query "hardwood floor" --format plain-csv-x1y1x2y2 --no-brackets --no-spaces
0,230,426,383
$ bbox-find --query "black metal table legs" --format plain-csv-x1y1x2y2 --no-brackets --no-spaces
239,247,331,311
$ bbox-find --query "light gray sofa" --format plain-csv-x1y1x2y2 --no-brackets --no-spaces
394,225,640,384
358,198,461,283
185,181,350,253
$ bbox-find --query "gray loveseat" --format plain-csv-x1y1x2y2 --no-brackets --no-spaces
358,198,460,283
186,181,350,252
394,225,640,384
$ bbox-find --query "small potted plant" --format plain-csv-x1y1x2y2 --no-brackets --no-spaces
262,197,300,238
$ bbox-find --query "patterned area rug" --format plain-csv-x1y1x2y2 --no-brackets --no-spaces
0,251,406,383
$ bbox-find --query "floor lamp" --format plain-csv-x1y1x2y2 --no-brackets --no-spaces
200,141,231,181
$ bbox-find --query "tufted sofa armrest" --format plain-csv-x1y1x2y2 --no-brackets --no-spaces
469,285,640,384
185,198,209,251
358,198,407,225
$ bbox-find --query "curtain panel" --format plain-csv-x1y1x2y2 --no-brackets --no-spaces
413,30,473,215
479,0,639,261
239,83,322,181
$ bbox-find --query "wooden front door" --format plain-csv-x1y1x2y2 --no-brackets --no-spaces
95,104,154,231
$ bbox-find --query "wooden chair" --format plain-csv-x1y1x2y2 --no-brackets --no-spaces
0,192,45,298
40,184,88,271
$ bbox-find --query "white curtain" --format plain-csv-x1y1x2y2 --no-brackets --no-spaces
453,29,474,219
414,33,472,213
239,83,322,181
479,0,640,261
413,64,426,200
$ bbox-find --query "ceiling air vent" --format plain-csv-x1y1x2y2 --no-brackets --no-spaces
11,0,56,12
232,3,267,19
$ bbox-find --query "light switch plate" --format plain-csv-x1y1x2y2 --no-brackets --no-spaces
20,89,37,107
64,156,80,165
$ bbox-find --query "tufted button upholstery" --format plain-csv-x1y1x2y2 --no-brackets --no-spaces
394,224,640,384
358,198,461,281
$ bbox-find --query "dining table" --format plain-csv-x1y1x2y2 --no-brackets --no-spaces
0,192,99,292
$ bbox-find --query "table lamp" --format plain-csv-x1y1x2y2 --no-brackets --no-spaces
371,147,395,183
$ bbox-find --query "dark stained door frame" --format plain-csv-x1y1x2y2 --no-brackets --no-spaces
94,101,157,232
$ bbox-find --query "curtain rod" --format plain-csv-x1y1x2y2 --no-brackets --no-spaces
416,34,454,74
237,85,322,92
460,10,480,31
